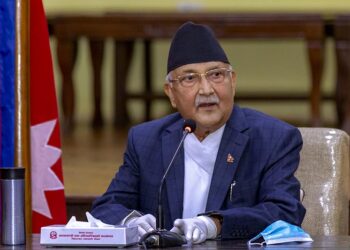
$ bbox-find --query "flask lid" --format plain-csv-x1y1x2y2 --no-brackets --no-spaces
0,167,25,179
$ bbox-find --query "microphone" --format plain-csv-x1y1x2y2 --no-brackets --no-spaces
139,119,196,248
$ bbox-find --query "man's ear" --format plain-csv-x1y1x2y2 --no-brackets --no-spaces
164,83,177,108
230,71,237,91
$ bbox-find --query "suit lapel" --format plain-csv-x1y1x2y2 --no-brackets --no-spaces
162,122,184,223
206,106,250,211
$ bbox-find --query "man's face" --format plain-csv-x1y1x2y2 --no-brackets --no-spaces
164,61,236,134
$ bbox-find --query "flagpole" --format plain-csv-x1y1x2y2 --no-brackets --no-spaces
15,0,32,237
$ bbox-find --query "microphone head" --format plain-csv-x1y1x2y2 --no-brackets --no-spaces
183,119,196,133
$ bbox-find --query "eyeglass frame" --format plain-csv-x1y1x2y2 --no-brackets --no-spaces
166,66,233,88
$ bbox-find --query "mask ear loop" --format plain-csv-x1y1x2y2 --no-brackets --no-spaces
247,234,266,246
248,241,266,246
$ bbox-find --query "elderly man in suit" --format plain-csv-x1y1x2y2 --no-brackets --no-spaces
91,22,305,244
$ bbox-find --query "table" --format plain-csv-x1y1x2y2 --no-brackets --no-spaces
50,12,342,131
3,234,350,249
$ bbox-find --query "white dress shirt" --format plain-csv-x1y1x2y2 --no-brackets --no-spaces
182,125,225,218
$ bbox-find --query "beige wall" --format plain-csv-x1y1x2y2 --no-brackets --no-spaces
45,1,350,126
44,0,350,15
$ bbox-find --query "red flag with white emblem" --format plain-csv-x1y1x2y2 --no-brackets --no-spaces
30,0,67,232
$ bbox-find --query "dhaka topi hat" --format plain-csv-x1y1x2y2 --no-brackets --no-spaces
167,21,230,73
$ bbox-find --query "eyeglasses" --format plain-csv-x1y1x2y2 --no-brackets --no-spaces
167,68,233,88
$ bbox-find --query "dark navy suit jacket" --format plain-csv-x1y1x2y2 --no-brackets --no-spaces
91,105,305,239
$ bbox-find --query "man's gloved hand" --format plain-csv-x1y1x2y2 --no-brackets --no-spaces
125,214,156,237
170,216,217,244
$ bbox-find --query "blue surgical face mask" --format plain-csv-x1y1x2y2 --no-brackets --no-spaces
248,220,313,246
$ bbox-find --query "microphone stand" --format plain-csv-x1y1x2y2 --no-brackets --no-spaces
139,120,195,248
157,129,189,230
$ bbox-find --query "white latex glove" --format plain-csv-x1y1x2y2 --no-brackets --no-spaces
170,216,217,244
125,214,156,237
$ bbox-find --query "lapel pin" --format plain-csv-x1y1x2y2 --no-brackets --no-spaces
227,153,234,163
